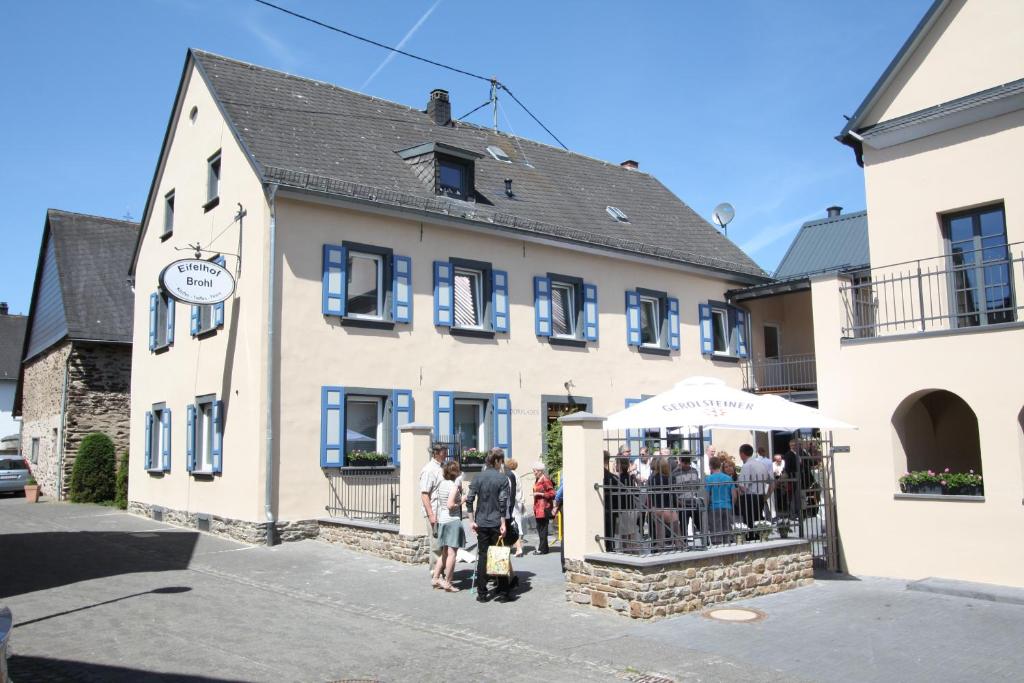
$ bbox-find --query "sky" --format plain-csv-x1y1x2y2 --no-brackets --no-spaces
0,0,934,316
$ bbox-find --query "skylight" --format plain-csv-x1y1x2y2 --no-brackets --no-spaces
606,206,629,223
486,145,512,163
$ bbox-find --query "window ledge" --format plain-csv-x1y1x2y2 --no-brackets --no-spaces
548,337,587,348
893,493,985,503
191,471,217,479
194,327,219,340
160,230,173,242
638,346,671,357
146,469,166,476
706,353,740,364
331,465,397,472
340,317,395,331
451,327,495,340
153,343,172,355
203,196,220,213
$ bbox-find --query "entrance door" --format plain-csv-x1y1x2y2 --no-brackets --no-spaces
794,436,840,572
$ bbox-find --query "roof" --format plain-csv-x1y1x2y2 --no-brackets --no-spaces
36,210,139,348
0,314,28,379
179,50,765,280
837,0,949,161
773,211,869,280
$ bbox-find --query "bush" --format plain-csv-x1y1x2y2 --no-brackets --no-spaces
115,449,129,509
543,419,563,476
69,432,116,503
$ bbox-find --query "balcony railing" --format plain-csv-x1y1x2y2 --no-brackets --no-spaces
325,468,400,525
741,354,817,393
840,242,1024,338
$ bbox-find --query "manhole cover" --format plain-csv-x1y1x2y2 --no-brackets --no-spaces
703,607,766,623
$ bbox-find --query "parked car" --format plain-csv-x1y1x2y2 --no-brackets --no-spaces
0,455,31,495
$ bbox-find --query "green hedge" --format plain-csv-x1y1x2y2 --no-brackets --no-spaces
69,432,116,503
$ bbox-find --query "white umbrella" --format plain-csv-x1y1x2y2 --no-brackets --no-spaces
603,376,856,432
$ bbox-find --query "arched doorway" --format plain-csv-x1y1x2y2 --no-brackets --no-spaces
892,390,982,476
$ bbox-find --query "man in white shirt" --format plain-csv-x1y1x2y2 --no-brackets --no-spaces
420,443,447,571
737,444,772,539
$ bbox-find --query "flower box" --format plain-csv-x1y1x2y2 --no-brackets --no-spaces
345,451,391,467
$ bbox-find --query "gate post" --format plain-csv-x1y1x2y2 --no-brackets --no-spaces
560,412,606,561
399,423,433,537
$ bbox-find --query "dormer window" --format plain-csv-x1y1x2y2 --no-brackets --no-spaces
486,145,512,163
607,206,629,222
397,142,482,203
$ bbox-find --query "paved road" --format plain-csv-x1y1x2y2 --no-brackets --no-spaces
1,498,1022,682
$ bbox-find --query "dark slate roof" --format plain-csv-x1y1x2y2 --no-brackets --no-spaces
0,314,28,379
190,50,765,279
773,210,869,280
46,210,139,344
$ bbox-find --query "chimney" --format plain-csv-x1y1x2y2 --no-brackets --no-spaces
620,160,639,170
427,89,451,126
0,302,7,316
826,206,843,218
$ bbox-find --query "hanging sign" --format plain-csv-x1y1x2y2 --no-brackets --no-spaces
159,259,235,305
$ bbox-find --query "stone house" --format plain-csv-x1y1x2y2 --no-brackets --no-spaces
15,209,138,498
0,303,28,448
126,48,770,543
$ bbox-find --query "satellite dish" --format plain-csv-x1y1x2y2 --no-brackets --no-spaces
712,202,735,229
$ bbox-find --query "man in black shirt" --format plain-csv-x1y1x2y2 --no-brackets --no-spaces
467,451,509,602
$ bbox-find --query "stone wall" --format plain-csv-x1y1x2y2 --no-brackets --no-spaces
318,518,430,564
19,343,71,497
128,501,319,545
565,541,813,620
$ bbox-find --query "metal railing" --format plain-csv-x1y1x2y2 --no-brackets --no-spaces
840,242,1024,338
325,468,400,525
741,354,817,392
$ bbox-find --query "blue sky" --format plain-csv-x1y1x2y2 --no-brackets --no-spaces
0,0,932,315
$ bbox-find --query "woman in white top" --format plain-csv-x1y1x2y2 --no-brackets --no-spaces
431,460,466,592
505,458,525,558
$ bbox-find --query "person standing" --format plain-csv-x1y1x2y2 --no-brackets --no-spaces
466,451,509,602
705,456,736,544
772,453,786,520
783,439,801,517
673,456,701,546
737,444,772,539
420,443,447,587
531,462,556,555
504,457,525,558
431,461,465,592
553,479,565,571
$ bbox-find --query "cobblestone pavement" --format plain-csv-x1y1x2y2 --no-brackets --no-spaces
2,498,1022,682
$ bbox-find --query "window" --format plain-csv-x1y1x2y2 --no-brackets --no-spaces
347,252,383,319
944,204,1013,327
145,404,171,472
551,283,576,338
486,145,512,163
191,256,226,337
606,206,629,222
205,150,221,209
699,303,748,359
149,291,175,351
188,395,222,474
639,296,661,347
454,399,485,451
30,438,39,464
453,267,483,329
438,158,468,199
535,276,597,342
346,396,383,455
763,324,780,359
163,190,175,237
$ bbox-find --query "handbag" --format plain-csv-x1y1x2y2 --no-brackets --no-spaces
504,519,520,545
486,536,513,577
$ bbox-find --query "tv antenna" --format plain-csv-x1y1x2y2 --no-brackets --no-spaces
712,202,735,237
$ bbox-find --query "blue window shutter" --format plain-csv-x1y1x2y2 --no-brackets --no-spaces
148,294,157,351
166,298,175,345
493,393,511,454
211,400,223,473
625,291,641,346
322,244,347,316
161,408,172,472
433,391,454,440
533,276,551,337
667,297,681,350
190,304,201,337
391,389,413,465
625,398,642,453
186,404,196,472
213,255,226,327
144,411,153,469
321,386,345,467
699,303,713,355
734,308,749,358
583,283,599,342
433,261,453,327
492,270,509,333
392,255,412,323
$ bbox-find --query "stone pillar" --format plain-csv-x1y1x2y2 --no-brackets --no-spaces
399,423,433,537
809,273,845,421
560,412,607,561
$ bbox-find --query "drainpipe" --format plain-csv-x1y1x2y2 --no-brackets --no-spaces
264,184,279,546
56,348,71,500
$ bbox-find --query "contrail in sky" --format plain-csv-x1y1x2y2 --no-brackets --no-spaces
361,0,443,90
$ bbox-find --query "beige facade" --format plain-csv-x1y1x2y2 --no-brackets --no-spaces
129,59,761,533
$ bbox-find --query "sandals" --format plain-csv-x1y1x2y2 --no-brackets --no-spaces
514,550,524,558
442,580,460,593
431,576,443,589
